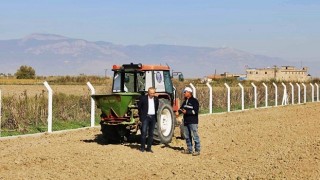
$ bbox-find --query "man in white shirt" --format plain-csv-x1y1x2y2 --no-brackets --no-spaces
138,87,159,153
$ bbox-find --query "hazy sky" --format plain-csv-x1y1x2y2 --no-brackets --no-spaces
1,0,319,62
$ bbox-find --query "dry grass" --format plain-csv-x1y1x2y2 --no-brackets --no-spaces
0,78,42,85
0,84,112,96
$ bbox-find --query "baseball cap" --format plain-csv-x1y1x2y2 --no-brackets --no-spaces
183,87,193,93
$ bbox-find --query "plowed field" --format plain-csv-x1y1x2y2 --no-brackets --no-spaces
1,103,320,179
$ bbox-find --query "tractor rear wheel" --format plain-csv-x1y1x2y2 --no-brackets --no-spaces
154,99,175,144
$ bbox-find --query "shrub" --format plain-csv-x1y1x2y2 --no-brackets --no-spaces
15,65,36,79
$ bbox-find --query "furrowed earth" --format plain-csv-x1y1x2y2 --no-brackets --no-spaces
1,103,320,179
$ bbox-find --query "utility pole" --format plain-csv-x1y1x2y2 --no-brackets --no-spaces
104,69,108,78
273,65,277,79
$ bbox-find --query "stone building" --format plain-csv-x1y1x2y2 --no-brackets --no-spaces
246,66,311,82
203,72,246,82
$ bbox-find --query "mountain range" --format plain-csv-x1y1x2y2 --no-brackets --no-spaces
0,33,318,78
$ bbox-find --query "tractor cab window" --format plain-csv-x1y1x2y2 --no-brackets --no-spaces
124,73,135,92
112,72,122,92
137,72,146,92
112,71,145,93
152,70,173,94
163,71,173,94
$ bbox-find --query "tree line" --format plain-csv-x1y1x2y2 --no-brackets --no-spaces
0,65,36,79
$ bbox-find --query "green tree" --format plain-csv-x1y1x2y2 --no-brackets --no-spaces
15,65,36,79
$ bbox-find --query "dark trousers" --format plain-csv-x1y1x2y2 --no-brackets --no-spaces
141,115,156,150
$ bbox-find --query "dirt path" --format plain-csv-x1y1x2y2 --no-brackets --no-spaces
1,103,320,179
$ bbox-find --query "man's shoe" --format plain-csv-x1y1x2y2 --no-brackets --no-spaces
192,151,200,156
182,150,192,154
140,148,145,152
146,149,154,153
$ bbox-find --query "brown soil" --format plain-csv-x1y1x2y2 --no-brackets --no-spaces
1,103,320,179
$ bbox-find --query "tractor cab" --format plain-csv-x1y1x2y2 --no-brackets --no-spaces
111,63,176,104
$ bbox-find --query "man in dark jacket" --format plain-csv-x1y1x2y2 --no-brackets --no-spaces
175,87,201,156
138,87,159,153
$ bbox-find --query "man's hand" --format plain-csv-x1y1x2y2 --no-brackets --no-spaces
175,109,186,117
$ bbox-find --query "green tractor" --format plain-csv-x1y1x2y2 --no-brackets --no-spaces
92,63,183,144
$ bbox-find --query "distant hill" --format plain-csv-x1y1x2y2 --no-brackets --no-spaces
0,33,318,78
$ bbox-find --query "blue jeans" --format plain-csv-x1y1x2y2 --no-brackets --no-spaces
184,124,201,152
141,115,156,150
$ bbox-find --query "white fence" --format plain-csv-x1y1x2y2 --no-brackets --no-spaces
0,81,319,136
190,82,320,114
0,81,97,136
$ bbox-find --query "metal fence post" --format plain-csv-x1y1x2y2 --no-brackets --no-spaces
272,83,278,107
189,83,196,98
302,83,306,103
310,83,314,102
44,81,53,133
206,82,212,114
251,83,257,108
296,83,301,104
281,82,288,105
315,83,319,102
224,83,230,112
289,83,294,104
262,83,268,107
238,83,244,110
87,82,96,127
